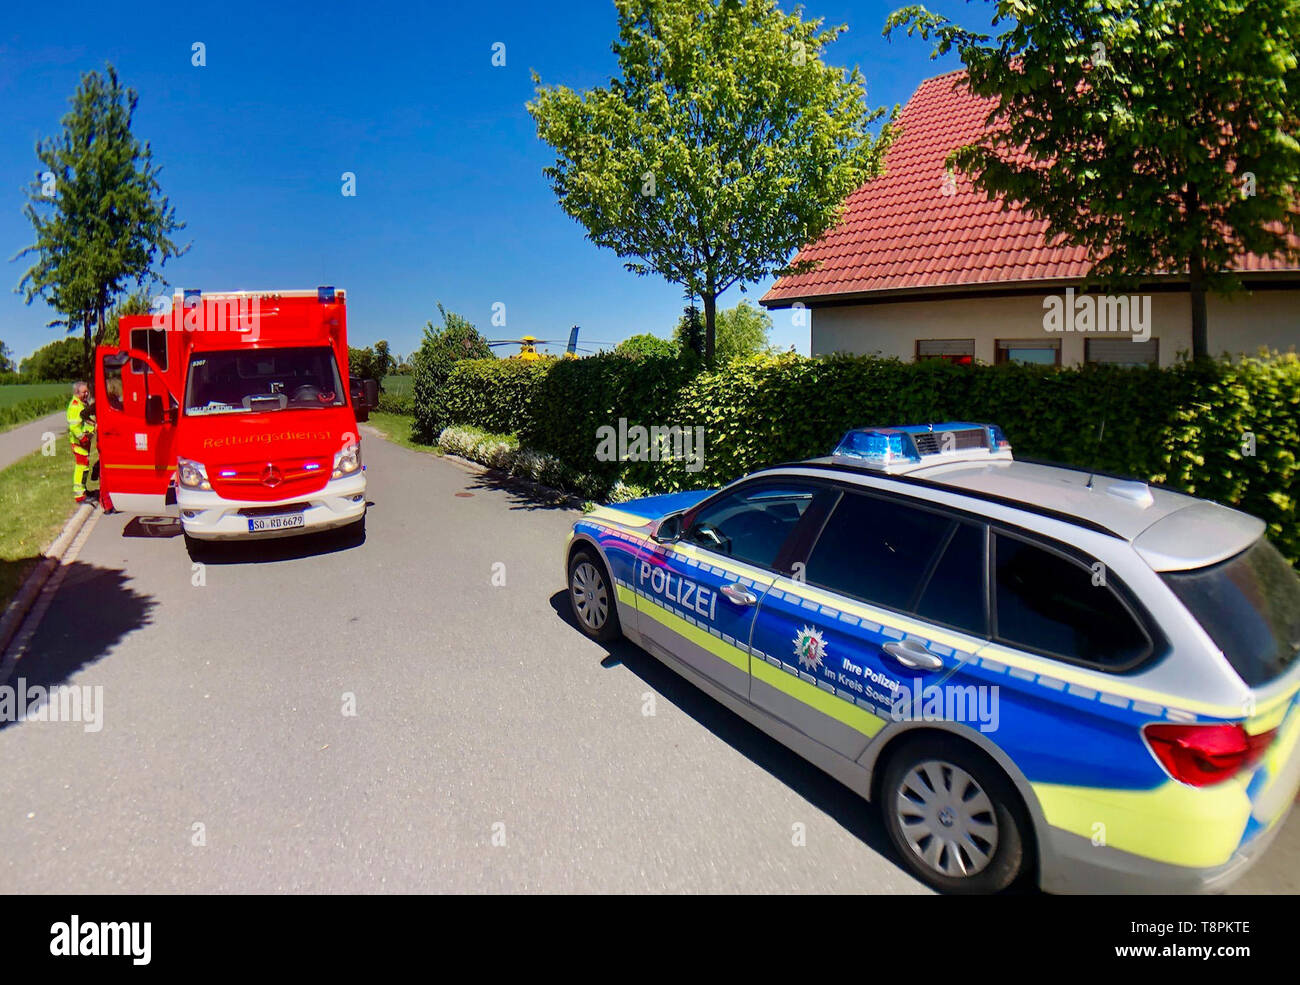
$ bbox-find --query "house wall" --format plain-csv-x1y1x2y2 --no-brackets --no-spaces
807,288,1300,365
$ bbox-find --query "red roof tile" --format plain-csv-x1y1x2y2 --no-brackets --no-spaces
763,71,1299,305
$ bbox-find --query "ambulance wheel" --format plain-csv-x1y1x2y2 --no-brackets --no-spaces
568,549,620,643
880,736,1030,894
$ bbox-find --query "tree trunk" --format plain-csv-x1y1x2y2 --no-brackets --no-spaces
81,316,93,382
702,291,717,366
1188,252,1209,360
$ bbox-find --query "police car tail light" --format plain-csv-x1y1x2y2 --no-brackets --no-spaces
1143,723,1275,787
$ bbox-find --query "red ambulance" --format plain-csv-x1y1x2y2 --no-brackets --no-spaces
95,287,368,550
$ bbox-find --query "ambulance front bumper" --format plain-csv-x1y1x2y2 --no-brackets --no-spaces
176,471,366,541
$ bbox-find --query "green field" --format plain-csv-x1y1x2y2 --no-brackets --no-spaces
381,374,413,397
0,382,68,407
0,441,77,606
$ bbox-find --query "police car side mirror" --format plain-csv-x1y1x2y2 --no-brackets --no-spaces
651,512,683,544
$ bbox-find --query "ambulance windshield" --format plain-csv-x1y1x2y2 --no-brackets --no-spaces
184,346,346,416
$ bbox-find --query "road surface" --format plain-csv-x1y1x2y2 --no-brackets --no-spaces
0,426,1294,893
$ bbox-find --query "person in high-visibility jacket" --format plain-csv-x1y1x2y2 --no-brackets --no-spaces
67,381,95,503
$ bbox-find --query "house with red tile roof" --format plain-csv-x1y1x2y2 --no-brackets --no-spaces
761,70,1300,367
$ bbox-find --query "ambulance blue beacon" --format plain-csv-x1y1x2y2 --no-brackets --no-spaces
564,422,1300,893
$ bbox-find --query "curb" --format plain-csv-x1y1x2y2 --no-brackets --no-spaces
440,453,587,510
0,501,95,658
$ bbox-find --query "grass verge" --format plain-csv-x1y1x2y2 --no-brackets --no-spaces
0,441,78,607
365,411,442,455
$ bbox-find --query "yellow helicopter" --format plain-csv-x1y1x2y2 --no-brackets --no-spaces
486,326,608,360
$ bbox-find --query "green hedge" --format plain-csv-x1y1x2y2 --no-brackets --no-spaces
0,395,68,432
439,351,1300,563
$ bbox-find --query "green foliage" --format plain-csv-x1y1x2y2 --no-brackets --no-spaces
19,337,84,381
672,305,705,358
0,395,68,430
712,300,772,362
410,304,495,443
440,348,1299,562
15,64,186,366
615,333,679,358
886,0,1300,358
528,0,895,361
443,359,551,436
348,341,394,382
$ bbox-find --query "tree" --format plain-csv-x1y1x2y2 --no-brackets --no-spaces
529,0,894,363
410,304,495,443
887,1,1300,359
713,300,771,361
616,332,679,358
20,337,85,381
373,340,393,378
672,304,706,358
15,64,186,376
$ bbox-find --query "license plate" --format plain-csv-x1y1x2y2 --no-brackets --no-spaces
247,514,306,533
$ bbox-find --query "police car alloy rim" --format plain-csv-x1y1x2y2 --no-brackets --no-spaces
571,561,609,631
894,760,1000,879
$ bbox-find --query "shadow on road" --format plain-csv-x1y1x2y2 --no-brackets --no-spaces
465,471,579,512
0,560,156,733
183,520,368,565
546,588,907,882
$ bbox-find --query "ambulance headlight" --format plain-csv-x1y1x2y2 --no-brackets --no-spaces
177,457,210,491
332,443,361,478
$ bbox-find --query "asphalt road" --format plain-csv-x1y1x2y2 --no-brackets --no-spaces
0,427,1294,893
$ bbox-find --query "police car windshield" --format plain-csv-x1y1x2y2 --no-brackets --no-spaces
184,346,345,416
1162,537,1300,687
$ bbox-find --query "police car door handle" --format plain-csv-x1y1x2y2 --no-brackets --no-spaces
882,640,943,671
720,584,757,606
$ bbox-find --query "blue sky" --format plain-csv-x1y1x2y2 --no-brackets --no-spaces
0,0,967,364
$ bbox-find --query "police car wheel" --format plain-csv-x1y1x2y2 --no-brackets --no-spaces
568,550,620,642
881,737,1029,894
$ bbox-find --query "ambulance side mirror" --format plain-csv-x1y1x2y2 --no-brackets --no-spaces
144,394,164,427
362,379,379,409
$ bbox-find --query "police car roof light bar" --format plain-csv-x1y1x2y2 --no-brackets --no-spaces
831,422,1013,474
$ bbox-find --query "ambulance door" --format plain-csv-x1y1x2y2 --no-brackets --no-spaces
95,346,178,515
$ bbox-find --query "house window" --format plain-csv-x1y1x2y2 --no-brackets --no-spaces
916,339,975,365
1086,338,1159,367
996,339,1060,366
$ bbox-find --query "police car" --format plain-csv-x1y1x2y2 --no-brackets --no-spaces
564,422,1300,893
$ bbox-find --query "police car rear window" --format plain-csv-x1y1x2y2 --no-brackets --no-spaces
1162,537,1300,688
993,534,1150,668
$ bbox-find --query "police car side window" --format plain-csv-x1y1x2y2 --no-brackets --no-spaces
992,533,1150,667
683,483,822,570
804,491,953,611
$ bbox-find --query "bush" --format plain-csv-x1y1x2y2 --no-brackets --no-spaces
437,424,606,499
0,396,67,430
434,349,1299,562
375,390,413,415
409,306,494,443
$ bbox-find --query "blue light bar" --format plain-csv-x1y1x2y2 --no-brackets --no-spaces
832,422,1012,472
183,288,202,308
318,286,336,303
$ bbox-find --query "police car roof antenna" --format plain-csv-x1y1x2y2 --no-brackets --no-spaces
1086,418,1106,490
